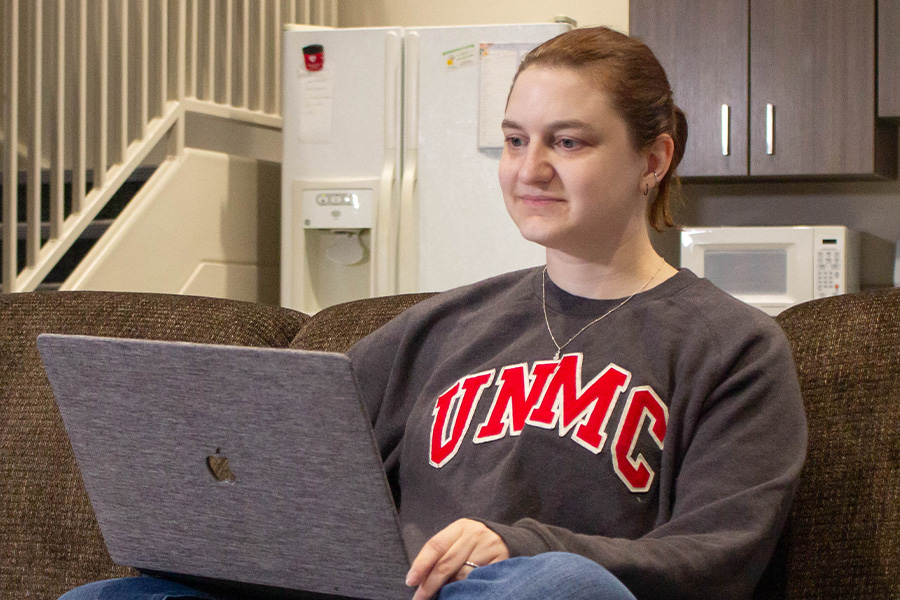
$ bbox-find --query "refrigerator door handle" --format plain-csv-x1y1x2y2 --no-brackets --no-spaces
397,32,420,293
398,150,418,292
373,32,402,297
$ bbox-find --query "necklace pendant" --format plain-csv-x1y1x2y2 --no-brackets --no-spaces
541,263,667,368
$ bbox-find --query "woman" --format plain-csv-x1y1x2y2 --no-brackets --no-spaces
60,26,806,600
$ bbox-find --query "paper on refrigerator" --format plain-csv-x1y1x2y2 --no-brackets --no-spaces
478,43,539,149
298,67,334,143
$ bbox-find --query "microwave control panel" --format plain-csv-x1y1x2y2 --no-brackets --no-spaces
813,227,858,299
815,244,844,297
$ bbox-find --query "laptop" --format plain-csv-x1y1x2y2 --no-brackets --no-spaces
37,334,412,600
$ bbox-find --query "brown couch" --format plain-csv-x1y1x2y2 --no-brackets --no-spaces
1,288,897,599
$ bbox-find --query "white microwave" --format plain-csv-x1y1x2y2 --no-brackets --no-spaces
680,226,860,316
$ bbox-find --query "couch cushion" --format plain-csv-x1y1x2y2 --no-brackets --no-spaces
776,288,900,600
0,291,307,600
290,293,436,353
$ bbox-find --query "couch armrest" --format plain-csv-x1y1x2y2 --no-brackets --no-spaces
775,288,900,600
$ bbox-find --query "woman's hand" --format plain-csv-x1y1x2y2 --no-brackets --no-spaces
406,518,510,600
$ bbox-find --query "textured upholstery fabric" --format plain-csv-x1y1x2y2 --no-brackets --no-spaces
290,293,436,353
0,291,307,600
776,288,900,600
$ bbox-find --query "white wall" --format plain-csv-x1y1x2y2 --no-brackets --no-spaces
338,0,628,31
64,149,282,304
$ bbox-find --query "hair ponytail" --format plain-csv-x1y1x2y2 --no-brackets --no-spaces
670,106,688,172
648,106,687,230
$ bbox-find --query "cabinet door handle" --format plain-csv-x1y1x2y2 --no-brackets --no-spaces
766,103,775,155
721,104,730,156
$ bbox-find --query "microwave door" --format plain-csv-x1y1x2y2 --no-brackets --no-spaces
749,242,813,314
694,241,813,316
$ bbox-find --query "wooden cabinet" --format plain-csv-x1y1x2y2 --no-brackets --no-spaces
630,0,748,177
629,0,895,179
879,0,900,118
749,0,881,176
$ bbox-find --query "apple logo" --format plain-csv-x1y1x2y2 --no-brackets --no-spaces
206,448,236,483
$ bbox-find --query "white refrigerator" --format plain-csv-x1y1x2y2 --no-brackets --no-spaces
281,23,570,313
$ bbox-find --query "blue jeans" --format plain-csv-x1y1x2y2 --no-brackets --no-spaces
58,553,637,600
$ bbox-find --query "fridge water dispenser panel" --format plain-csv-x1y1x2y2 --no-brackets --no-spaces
300,188,375,229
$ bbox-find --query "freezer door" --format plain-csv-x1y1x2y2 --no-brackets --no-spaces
399,23,570,294
282,27,404,311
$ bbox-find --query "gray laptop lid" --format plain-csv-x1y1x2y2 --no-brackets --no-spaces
37,334,411,600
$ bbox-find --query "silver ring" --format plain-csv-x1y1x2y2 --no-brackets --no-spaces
464,561,481,569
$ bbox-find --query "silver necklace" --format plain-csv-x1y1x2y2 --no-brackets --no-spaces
542,262,665,360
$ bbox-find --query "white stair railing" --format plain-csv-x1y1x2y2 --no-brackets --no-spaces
0,0,337,293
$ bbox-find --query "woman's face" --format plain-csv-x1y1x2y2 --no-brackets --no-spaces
499,66,650,259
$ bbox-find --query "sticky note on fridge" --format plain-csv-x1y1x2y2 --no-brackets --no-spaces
478,43,525,149
299,67,333,143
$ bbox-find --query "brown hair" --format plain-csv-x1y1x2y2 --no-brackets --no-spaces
513,27,687,230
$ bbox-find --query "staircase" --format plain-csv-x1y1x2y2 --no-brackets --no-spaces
1,0,338,295
0,167,154,291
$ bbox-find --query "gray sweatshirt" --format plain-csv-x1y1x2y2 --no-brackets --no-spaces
348,267,807,600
